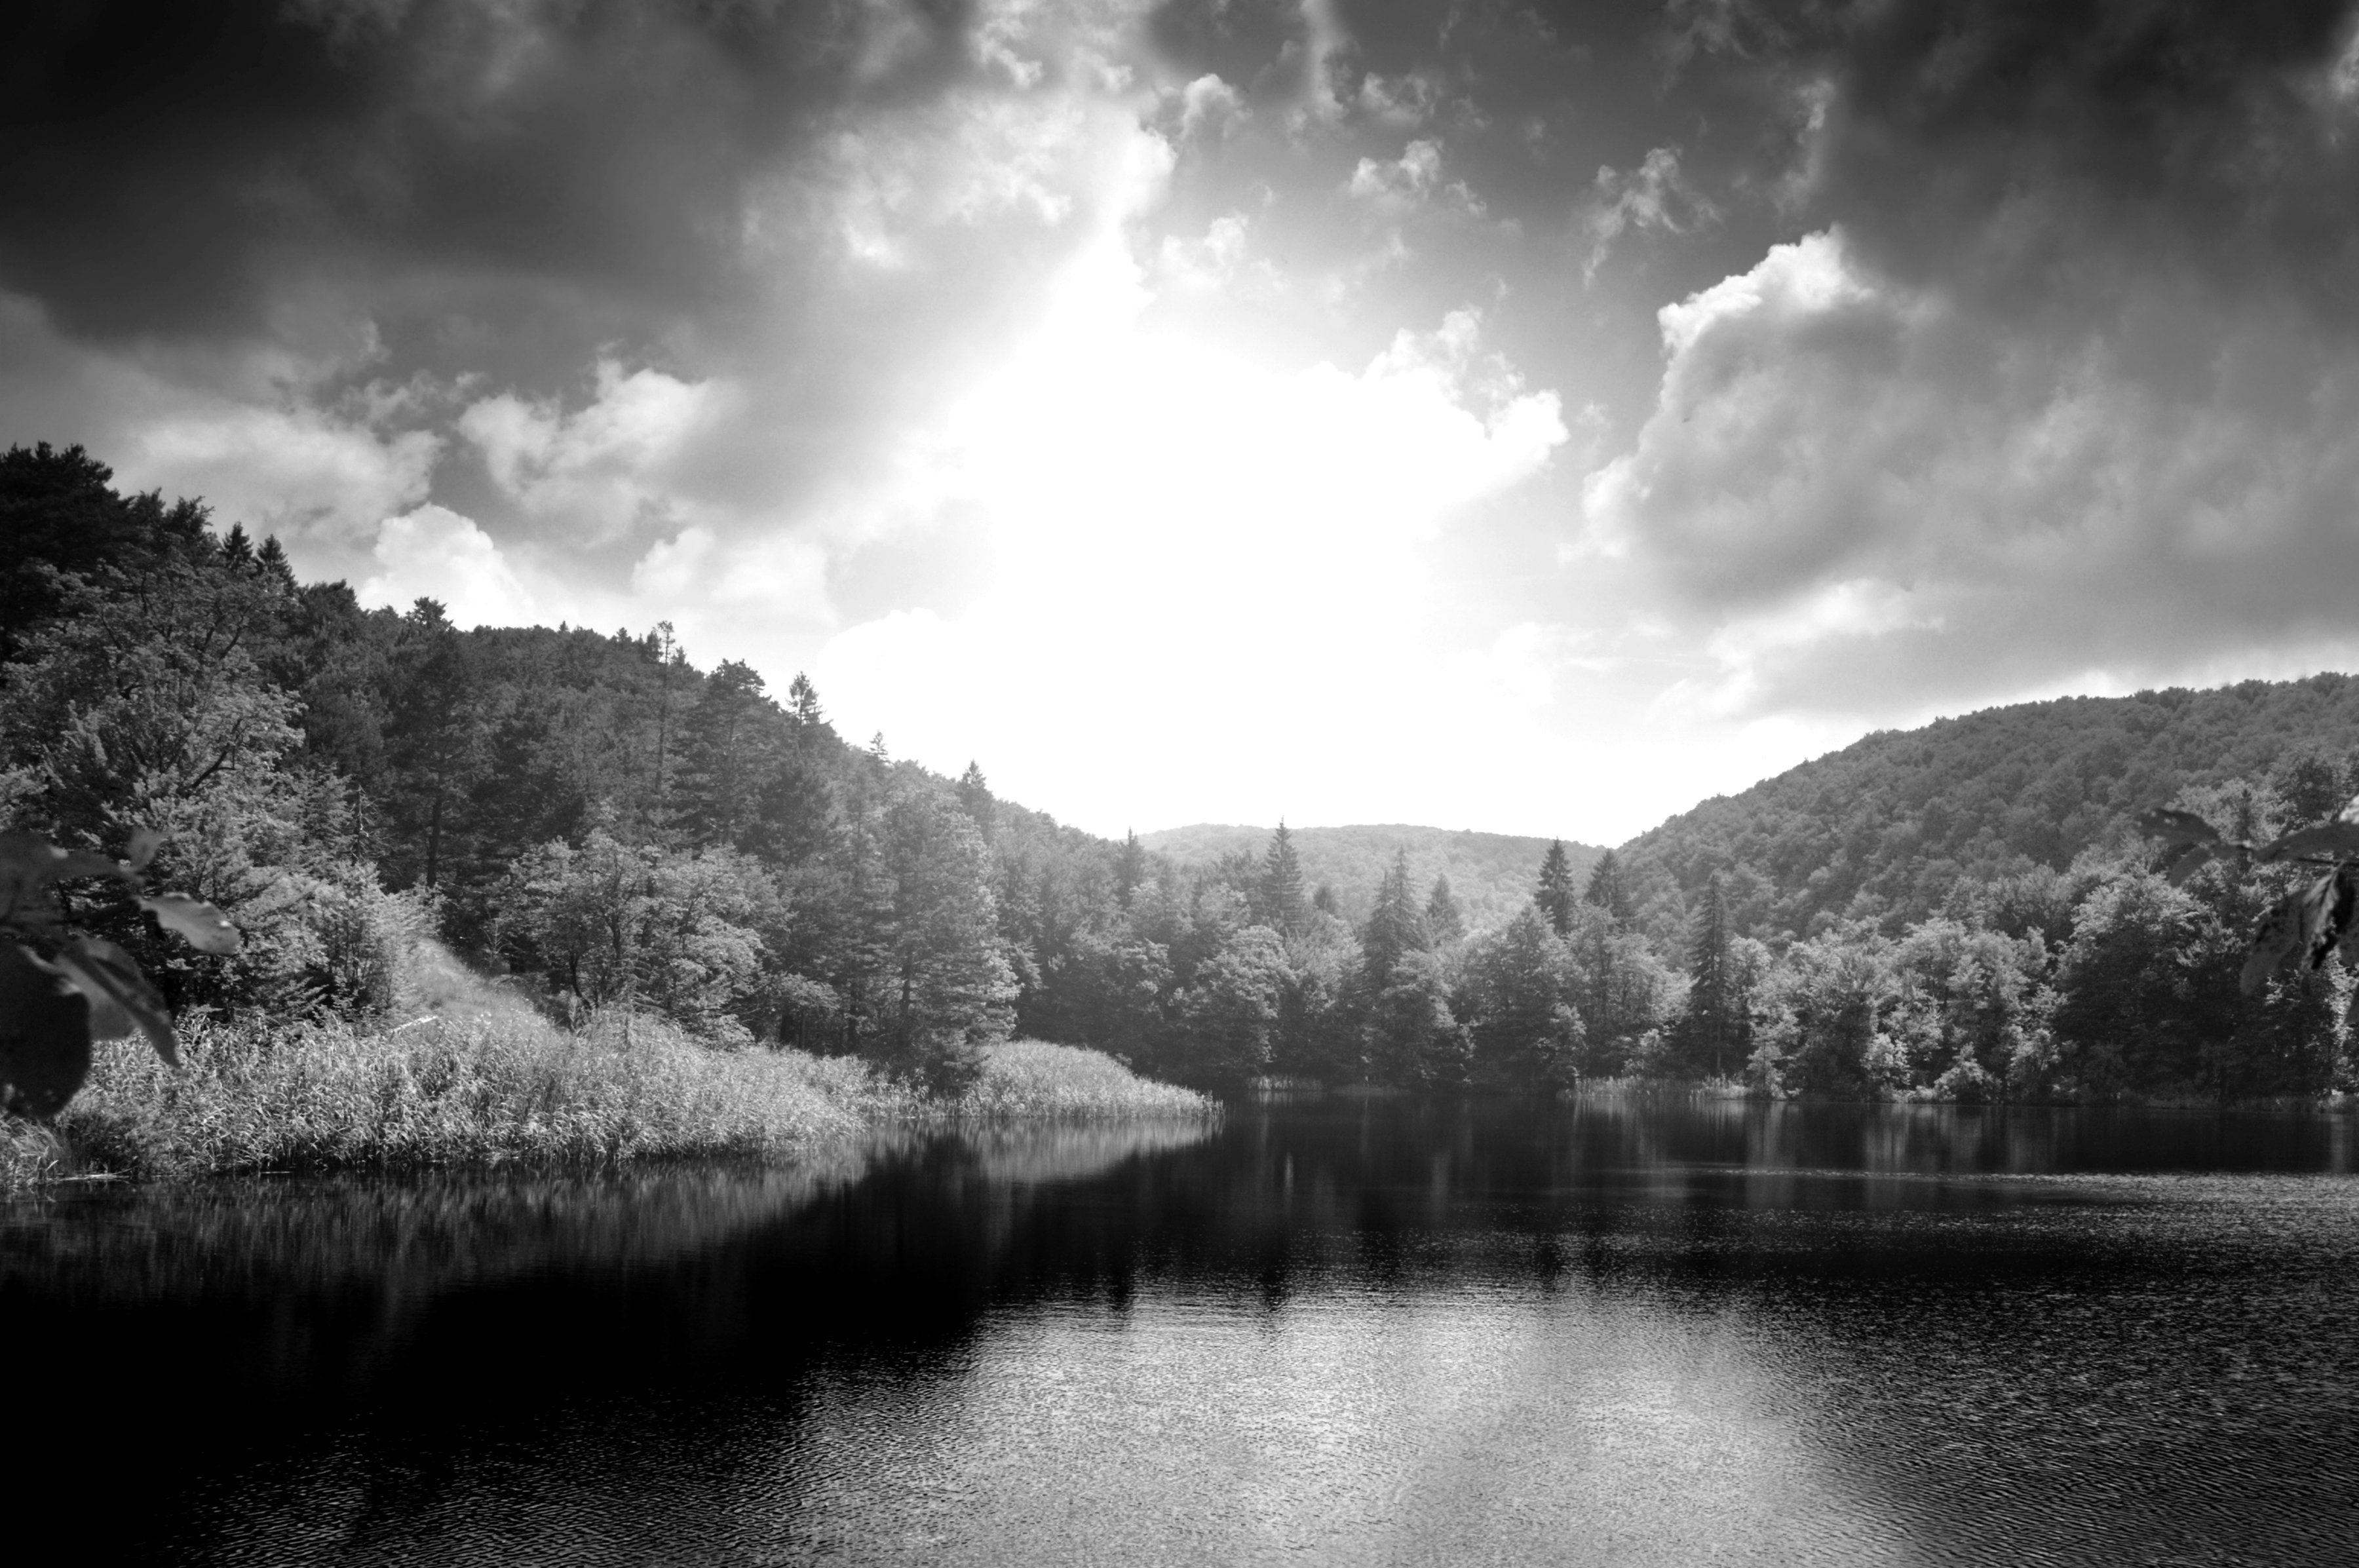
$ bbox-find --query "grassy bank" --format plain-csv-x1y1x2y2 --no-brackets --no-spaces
956,1038,1211,1120
0,941,1214,1189
1,1018,1214,1188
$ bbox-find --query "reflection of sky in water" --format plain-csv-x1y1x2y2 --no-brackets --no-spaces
780,1289,1916,1566
11,1103,2359,1565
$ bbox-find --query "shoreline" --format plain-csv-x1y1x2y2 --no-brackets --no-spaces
2,1019,1216,1191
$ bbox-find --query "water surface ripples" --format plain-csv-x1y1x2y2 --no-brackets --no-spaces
6,1100,2354,1565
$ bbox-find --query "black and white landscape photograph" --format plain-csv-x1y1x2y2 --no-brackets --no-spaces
8,2,2359,1563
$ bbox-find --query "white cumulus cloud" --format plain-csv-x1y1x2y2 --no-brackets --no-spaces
1581,225,2359,716
361,505,537,630
459,360,727,539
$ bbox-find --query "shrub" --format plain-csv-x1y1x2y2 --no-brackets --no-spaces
956,1039,1216,1120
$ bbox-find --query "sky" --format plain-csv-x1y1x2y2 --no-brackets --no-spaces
10,1,2359,845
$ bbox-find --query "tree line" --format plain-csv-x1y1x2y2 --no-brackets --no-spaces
5,442,2352,1101
1609,674,2359,943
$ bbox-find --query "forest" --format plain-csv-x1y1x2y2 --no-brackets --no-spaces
3,441,2355,1107
1140,822,1600,933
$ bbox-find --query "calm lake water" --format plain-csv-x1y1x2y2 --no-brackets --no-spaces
9,1098,2359,1566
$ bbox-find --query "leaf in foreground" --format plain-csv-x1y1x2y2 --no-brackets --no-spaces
125,828,163,871
2164,843,2218,886
138,892,242,954
2242,872,2350,995
2305,868,2358,972
50,936,178,1065
0,942,93,1118
2243,887,2311,994
2255,822,2359,864
0,832,130,920
2135,808,2222,848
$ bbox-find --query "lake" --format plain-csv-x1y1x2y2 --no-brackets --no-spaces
7,1096,2358,1565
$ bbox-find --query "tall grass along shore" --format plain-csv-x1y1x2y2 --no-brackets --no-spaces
3,949,1215,1190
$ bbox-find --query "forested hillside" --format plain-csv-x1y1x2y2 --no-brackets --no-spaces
1617,683,2359,944
8,440,2356,1109
0,443,1666,1100
1139,824,1600,932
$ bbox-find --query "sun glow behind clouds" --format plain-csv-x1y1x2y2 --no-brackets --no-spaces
812,233,1573,836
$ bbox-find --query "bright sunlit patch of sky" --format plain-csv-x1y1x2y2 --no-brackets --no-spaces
14,2,2359,844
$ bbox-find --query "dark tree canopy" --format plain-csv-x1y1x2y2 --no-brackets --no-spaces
1260,820,1305,935
1535,840,1576,936
1582,849,1634,923
0,442,210,662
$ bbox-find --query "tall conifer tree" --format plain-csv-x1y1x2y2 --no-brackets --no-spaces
1115,829,1146,907
1685,874,1734,1077
1362,849,1428,983
955,761,995,839
1535,840,1577,936
1425,875,1466,946
1584,848,1634,923
1261,820,1305,934
676,659,775,847
383,598,488,889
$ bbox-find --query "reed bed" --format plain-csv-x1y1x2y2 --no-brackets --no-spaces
955,1039,1217,1121
1,1116,62,1188
43,1010,902,1179
3,1022,1212,1188
1569,1073,1753,1100
0,925,1212,1187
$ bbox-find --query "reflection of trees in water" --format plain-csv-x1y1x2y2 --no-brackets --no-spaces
9,1101,2353,1425
943,1120,1219,1188
16,1100,2333,1331
11,1102,2359,1566
0,1157,872,1307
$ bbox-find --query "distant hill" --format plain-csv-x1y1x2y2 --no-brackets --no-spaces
1139,823,1601,934
1617,674,2359,942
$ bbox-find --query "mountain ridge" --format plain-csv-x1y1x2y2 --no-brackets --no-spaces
1614,674,2359,942
1149,674,2359,948
1138,822,1603,932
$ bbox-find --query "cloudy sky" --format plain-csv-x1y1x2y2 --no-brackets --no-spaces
10,1,2359,843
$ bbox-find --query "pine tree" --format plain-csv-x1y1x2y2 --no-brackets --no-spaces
1684,874,1734,1077
877,786,1016,1090
1425,875,1465,946
1115,829,1146,906
1465,907,1581,1090
1584,847,1634,923
746,755,832,866
1362,848,1428,983
382,598,488,889
1535,840,1576,936
676,659,775,848
255,535,298,592
786,672,826,761
1261,820,1305,935
648,621,683,818
955,761,995,839
788,673,824,724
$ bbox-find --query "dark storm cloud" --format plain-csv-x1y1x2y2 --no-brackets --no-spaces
1796,0,2359,322
0,0,978,347
0,0,1202,583
1586,0,2359,721
1147,0,1317,106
